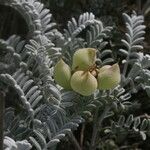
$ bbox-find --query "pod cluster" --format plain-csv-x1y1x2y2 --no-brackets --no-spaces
54,48,121,96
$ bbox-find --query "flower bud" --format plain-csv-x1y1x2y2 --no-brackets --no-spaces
97,63,121,90
54,59,71,89
71,71,97,96
72,48,96,71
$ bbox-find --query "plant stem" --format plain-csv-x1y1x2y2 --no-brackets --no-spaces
80,123,85,148
0,91,5,150
70,132,82,150
89,106,110,150
137,0,141,14
90,108,99,150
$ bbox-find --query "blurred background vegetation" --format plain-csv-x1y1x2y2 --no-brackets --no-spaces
0,0,149,52
0,0,150,149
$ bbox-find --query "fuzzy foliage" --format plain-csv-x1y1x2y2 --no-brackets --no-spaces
0,0,150,150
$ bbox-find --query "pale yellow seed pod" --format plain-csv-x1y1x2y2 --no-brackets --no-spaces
54,59,71,89
71,71,97,96
97,63,121,90
72,48,96,71
97,65,111,73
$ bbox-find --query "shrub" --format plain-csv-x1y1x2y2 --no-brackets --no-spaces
0,0,150,150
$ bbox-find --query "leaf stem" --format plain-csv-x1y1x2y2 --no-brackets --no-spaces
0,91,5,150
70,132,82,150
89,105,110,150
80,123,85,148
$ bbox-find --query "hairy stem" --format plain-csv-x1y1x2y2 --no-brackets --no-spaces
137,0,141,14
70,132,82,150
0,91,5,150
90,108,99,150
80,123,85,148
90,105,110,150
